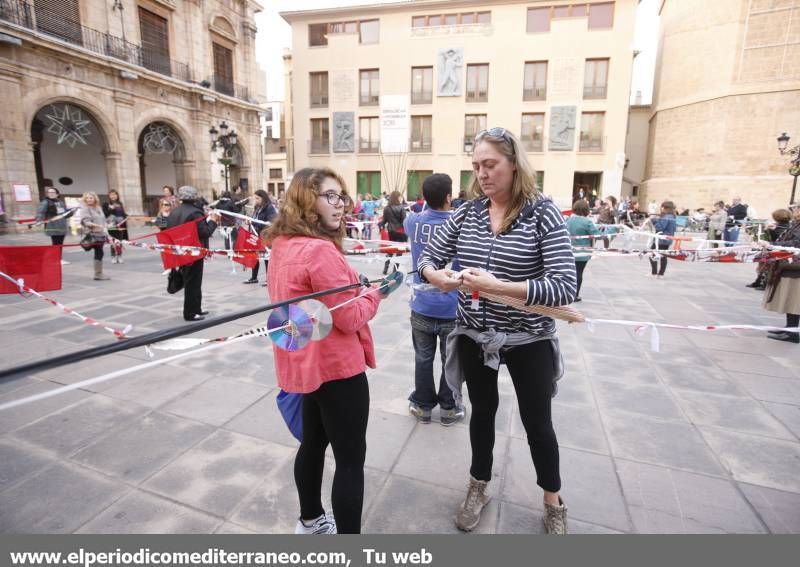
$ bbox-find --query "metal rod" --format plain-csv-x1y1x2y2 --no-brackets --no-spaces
0,281,367,382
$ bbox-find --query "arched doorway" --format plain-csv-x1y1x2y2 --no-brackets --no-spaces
31,103,109,199
138,122,186,215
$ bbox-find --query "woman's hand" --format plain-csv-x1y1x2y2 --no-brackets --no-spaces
461,268,501,294
421,267,462,292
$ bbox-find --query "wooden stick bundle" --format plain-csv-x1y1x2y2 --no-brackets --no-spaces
459,287,586,323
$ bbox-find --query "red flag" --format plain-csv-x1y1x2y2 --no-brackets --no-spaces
233,228,265,269
155,219,203,269
0,245,62,293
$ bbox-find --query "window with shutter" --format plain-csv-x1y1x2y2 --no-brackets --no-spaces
213,43,234,96
139,7,171,76
34,0,82,46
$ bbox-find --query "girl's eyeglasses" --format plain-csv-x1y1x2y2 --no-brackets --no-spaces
317,191,352,206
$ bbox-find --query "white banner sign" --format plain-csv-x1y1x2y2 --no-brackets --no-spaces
380,95,409,153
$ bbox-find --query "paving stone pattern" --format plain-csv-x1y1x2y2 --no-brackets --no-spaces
0,229,799,533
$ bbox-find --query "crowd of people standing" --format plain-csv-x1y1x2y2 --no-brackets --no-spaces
22,120,799,538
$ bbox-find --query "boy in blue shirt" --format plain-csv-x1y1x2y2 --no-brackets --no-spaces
404,174,464,426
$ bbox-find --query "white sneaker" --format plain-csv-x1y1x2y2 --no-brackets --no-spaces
294,513,337,534
117,257,124,264
111,257,118,264
60,260,70,265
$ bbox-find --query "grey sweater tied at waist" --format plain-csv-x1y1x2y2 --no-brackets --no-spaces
444,324,564,406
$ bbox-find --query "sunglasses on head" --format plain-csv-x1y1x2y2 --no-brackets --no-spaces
475,127,510,141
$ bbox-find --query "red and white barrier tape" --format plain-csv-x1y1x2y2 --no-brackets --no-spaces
585,318,800,353
209,208,271,226
0,271,132,339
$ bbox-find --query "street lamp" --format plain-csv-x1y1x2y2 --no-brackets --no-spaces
777,132,800,206
209,121,238,192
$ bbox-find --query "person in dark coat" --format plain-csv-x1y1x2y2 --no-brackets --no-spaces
167,186,219,321
35,185,73,265
243,189,278,285
102,189,128,263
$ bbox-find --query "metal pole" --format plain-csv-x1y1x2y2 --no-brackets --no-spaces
791,169,798,206
0,281,368,382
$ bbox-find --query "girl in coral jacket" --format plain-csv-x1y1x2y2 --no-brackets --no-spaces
265,167,386,534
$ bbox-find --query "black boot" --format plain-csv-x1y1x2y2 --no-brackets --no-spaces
383,259,390,275
767,332,800,344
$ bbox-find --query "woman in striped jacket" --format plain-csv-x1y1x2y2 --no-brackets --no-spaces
418,128,577,535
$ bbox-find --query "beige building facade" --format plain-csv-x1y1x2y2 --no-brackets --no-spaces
0,0,265,222
641,0,800,214
264,100,288,196
282,0,638,207
622,103,650,196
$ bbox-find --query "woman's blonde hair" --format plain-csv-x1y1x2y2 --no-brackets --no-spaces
265,167,351,251
470,128,540,234
81,192,100,208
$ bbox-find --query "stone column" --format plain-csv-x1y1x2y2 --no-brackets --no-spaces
0,64,38,225
112,94,144,214
190,105,214,200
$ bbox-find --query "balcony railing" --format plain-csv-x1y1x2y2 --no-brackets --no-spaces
2,1,260,103
521,137,544,152
411,91,432,105
210,75,251,101
309,139,330,154
578,135,606,152
359,95,379,106
583,85,607,99
523,87,547,101
409,139,432,153
264,139,285,154
357,139,380,154
1,0,193,83
0,0,32,29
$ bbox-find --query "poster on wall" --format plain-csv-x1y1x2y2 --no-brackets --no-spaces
380,95,409,154
13,184,32,202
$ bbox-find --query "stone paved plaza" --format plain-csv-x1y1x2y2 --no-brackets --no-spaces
1,227,799,534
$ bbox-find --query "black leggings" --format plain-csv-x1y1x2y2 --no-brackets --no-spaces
50,235,65,247
575,261,587,296
788,314,800,333
251,259,268,280
458,337,560,492
649,242,670,275
93,244,104,261
295,373,369,534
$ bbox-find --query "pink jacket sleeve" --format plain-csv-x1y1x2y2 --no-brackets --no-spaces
308,243,381,334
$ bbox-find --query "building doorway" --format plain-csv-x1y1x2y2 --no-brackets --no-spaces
573,171,602,206
138,122,186,215
31,102,109,200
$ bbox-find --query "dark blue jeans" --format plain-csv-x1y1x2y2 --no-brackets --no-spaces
723,226,740,247
408,311,456,410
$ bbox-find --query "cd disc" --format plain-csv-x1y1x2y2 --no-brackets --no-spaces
296,299,332,341
267,304,314,351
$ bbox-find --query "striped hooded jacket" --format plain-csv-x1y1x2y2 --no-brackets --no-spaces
417,196,577,337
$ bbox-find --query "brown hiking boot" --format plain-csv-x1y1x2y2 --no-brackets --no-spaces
543,498,568,534
454,475,490,532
